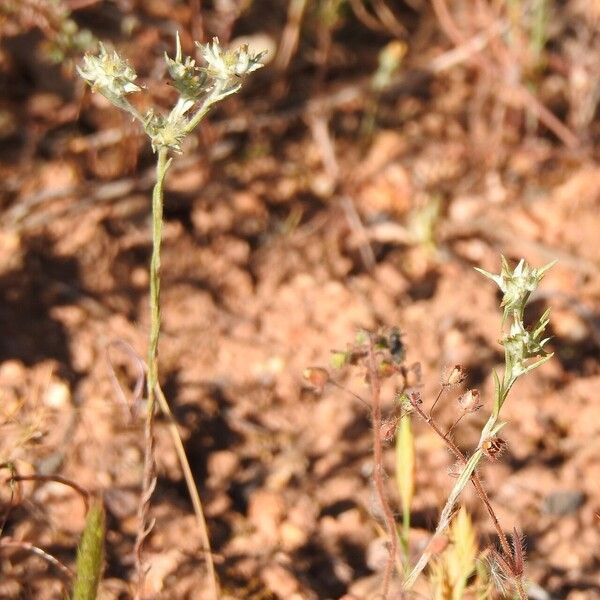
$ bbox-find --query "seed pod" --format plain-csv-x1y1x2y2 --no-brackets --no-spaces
446,364,467,386
409,391,423,406
481,436,508,461
302,367,329,394
458,389,482,413
380,416,400,443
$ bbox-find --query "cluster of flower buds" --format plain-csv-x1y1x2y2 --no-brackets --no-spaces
475,256,555,321
78,42,142,114
476,257,554,410
78,34,266,154
502,311,552,378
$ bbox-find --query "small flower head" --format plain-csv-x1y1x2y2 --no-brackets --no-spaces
144,106,188,153
475,256,556,320
457,388,483,413
77,43,141,104
196,37,266,94
302,367,329,394
445,364,467,386
165,33,208,103
502,310,552,377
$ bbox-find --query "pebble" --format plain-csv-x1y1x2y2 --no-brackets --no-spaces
542,490,585,516
260,563,299,597
207,450,239,483
43,380,71,408
248,489,285,543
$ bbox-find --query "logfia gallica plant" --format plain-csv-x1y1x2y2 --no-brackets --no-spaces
78,35,266,599
405,257,555,596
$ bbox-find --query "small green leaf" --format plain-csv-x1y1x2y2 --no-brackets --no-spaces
330,351,349,369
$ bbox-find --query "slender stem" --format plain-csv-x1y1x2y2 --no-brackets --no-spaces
401,507,410,576
367,338,397,598
0,538,74,580
147,147,169,401
429,385,446,416
11,474,90,513
134,147,169,599
135,149,219,599
184,91,219,135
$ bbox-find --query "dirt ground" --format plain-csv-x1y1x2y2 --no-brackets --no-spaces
0,1,599,599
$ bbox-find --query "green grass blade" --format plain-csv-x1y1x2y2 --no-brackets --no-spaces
72,500,105,600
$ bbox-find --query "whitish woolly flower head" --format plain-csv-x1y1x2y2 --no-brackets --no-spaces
165,33,208,103
77,43,141,102
144,104,188,153
502,311,551,376
475,256,556,320
196,37,266,83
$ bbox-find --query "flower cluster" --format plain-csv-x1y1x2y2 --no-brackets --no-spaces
77,43,141,106
476,256,555,321
502,309,551,377
78,35,265,153
196,37,265,93
165,33,208,105
144,106,188,154
476,257,555,412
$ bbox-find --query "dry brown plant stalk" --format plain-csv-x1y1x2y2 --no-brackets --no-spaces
406,391,525,599
366,335,399,598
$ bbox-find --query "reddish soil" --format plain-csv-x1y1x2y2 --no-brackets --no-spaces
1,1,599,599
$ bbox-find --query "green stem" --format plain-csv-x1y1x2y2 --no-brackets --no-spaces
147,147,170,408
404,450,483,589
144,148,220,599
135,146,171,599
184,94,218,136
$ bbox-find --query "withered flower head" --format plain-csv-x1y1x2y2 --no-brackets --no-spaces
457,388,482,413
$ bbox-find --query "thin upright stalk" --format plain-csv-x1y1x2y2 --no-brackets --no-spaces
147,147,169,401
136,146,219,600
134,146,169,599
134,147,219,600
367,338,398,598
155,383,219,598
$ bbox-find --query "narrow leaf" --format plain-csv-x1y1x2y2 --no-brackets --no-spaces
72,500,105,600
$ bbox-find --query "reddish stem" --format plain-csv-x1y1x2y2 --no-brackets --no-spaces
409,398,513,561
367,337,398,598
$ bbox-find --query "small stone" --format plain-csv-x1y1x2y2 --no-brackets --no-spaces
279,521,307,551
207,450,239,483
131,266,148,287
248,490,285,543
260,564,299,597
43,380,71,408
0,360,26,384
542,490,585,516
